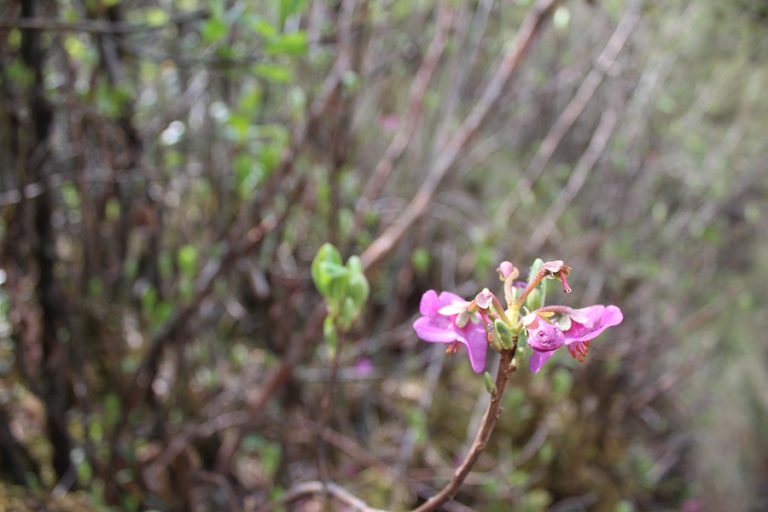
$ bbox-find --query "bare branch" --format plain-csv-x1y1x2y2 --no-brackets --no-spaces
412,350,516,512
498,0,644,225
256,480,387,512
361,0,561,273
0,10,208,34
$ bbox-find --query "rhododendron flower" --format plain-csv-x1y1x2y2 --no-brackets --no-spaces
413,290,488,373
524,305,623,373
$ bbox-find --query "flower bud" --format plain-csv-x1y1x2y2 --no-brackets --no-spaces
483,371,497,394
525,288,542,311
498,261,519,280
494,319,515,350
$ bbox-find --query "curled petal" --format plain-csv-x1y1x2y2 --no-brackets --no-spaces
419,290,442,317
529,350,555,373
438,302,468,316
541,260,565,273
527,318,566,352
413,316,457,343
565,305,623,344
474,288,494,309
438,291,465,305
456,323,488,373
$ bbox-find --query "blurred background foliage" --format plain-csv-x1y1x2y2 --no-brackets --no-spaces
0,0,767,510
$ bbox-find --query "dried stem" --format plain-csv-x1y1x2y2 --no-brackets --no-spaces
0,10,208,34
498,0,644,226
411,349,516,512
256,480,387,512
349,4,453,243
360,0,560,272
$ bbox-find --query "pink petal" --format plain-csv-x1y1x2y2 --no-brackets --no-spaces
527,318,566,352
413,317,456,343
438,291,466,305
529,350,554,373
565,305,623,344
438,302,468,316
456,323,488,373
419,290,442,317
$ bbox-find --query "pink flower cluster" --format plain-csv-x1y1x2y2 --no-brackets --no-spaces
412,260,623,374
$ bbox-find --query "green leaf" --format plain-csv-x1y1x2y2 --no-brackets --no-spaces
346,271,369,309
324,315,338,354
278,0,308,27
104,393,121,428
483,372,497,394
255,63,293,83
411,248,430,274
552,368,572,398
527,258,543,284
239,86,263,113
202,17,228,43
265,31,308,56
318,261,347,279
145,7,169,27
494,319,514,350
252,18,276,38
525,287,542,311
177,245,198,275
517,327,528,347
346,255,363,274
311,243,343,297
105,197,120,223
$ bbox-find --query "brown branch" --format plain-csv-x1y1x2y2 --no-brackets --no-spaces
0,10,208,34
527,87,626,254
498,0,644,225
349,4,454,241
130,0,353,397
360,0,560,273
256,480,387,512
131,212,281,396
411,349,516,512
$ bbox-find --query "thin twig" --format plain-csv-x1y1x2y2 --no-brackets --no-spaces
0,10,208,34
497,0,644,226
256,480,387,512
349,4,453,242
412,349,516,512
526,87,627,254
360,0,560,272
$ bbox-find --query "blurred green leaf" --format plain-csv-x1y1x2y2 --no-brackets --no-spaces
177,245,198,276
255,63,293,83
145,7,169,27
278,0,308,27
202,17,228,43
265,31,308,56
411,248,430,274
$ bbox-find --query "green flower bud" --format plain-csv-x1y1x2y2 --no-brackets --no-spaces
483,371,497,395
494,319,515,350
525,287,542,311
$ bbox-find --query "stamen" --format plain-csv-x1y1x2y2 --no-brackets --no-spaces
568,341,590,362
445,342,459,354
560,274,572,293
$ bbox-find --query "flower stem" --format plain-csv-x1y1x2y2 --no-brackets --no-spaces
514,269,546,311
411,349,516,512
491,295,513,326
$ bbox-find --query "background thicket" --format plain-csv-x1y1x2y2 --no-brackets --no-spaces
1,0,767,510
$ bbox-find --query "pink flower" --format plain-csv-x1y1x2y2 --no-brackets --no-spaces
413,290,488,373
524,305,623,373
